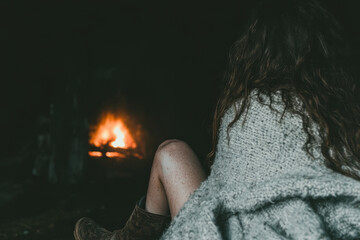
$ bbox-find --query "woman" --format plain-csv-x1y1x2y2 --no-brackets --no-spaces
74,0,360,239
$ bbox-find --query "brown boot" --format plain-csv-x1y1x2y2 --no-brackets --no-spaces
74,196,171,240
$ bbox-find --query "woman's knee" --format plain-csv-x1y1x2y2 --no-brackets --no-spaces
154,139,194,170
157,139,189,152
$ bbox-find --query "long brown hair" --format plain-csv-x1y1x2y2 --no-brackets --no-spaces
208,0,360,180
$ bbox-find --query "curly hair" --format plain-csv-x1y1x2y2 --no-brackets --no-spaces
208,0,360,180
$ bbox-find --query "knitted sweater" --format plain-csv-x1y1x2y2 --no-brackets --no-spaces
160,91,360,240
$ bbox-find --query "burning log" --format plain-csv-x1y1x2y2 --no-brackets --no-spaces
88,144,143,160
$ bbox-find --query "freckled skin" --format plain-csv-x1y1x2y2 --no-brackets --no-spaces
145,139,206,220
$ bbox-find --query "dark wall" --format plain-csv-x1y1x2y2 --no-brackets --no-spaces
2,0,360,163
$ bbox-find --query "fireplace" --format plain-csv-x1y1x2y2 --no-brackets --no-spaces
88,112,145,161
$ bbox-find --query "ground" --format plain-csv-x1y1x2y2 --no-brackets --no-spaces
0,160,150,240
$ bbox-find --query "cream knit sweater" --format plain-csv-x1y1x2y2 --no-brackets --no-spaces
160,91,360,239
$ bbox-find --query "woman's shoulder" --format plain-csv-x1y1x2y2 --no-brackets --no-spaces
243,89,303,114
223,89,305,130
218,88,323,160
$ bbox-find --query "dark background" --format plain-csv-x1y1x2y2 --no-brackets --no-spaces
1,1,360,239
2,0,360,161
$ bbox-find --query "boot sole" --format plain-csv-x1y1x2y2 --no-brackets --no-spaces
73,217,85,240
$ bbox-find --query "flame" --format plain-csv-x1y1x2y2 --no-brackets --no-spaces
89,113,137,149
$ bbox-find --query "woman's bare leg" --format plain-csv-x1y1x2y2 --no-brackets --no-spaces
145,139,207,220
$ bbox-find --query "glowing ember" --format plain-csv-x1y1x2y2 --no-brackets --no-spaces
89,113,137,149
105,152,127,158
89,151,102,157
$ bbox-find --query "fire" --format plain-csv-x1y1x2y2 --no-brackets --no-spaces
89,113,137,149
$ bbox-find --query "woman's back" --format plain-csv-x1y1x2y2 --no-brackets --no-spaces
211,90,330,185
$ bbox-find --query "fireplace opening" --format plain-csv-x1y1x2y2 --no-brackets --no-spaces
88,112,145,161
